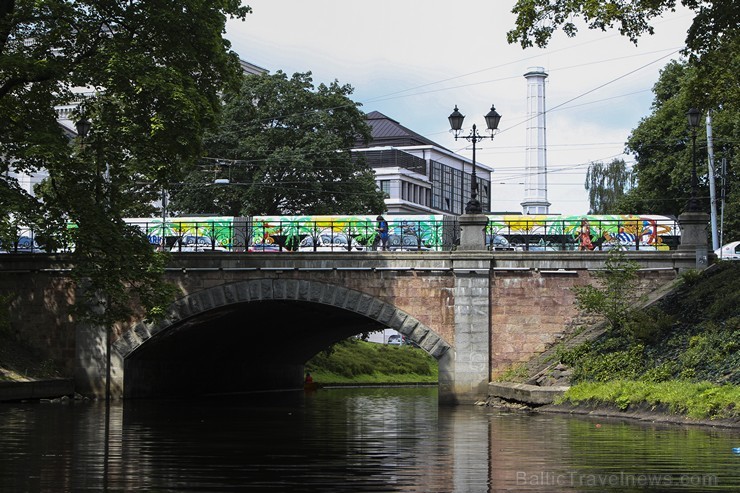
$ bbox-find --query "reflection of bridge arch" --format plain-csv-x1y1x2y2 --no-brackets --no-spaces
114,278,452,399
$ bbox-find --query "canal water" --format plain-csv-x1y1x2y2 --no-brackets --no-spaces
1,387,738,492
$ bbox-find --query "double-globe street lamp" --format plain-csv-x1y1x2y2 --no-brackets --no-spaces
686,107,702,213
448,105,502,214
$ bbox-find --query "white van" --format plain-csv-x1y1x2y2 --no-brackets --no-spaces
714,241,740,261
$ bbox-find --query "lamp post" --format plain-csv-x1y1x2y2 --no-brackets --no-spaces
686,107,701,212
677,107,709,269
448,105,501,214
75,118,92,139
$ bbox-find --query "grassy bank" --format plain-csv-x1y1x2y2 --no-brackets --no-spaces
562,380,740,420
555,261,740,421
306,337,438,384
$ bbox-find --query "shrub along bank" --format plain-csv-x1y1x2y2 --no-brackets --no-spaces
305,338,438,384
556,261,740,421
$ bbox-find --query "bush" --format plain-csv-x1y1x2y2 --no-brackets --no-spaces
305,339,438,383
623,306,675,344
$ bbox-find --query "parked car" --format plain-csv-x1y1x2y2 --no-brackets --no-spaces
381,233,433,251
169,235,228,252
715,241,740,261
486,234,515,251
298,232,364,252
248,243,283,252
0,235,44,253
387,334,404,345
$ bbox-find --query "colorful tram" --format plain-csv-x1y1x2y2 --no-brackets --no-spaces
123,213,681,253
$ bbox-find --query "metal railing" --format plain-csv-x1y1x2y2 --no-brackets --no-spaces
485,217,681,252
1,216,682,254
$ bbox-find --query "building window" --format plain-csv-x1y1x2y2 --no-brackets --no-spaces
378,180,391,197
431,159,490,214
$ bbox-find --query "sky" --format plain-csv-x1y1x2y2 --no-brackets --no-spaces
224,1,694,215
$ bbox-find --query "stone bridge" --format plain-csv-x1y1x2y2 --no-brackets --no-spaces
1,245,702,404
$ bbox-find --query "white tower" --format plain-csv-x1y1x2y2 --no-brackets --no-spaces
521,67,551,214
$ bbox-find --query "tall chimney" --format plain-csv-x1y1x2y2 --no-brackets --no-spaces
521,67,551,214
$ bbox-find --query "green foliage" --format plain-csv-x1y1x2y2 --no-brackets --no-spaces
564,342,647,383
679,268,702,287
622,306,675,344
584,158,635,214
305,339,437,383
507,0,738,57
506,3,739,236
572,250,641,332
1,1,250,326
622,59,739,233
560,380,740,420
558,263,740,418
171,71,387,216
494,364,530,383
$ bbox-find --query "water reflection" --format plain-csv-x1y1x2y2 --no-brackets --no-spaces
0,387,738,492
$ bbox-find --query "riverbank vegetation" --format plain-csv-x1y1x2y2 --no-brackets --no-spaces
556,260,740,421
305,337,438,384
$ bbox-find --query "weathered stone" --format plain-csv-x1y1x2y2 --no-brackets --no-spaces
1,252,681,403
488,381,569,406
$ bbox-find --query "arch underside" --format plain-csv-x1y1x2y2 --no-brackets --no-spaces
116,279,451,398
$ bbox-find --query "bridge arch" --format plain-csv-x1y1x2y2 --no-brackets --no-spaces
113,278,452,398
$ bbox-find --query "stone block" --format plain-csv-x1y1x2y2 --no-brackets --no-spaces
222,283,237,304
356,293,373,315
210,285,226,308
259,279,273,299
233,281,250,302
343,290,360,311
384,309,407,328
248,280,261,300
488,381,569,405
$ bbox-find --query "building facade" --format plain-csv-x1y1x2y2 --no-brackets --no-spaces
355,111,493,216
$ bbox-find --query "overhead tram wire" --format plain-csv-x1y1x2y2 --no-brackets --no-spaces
207,32,685,141
450,48,682,156
202,49,684,174
365,47,682,105
204,45,684,161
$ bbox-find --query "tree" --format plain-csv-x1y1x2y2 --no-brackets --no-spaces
170,71,387,217
572,250,641,334
506,0,740,118
507,0,739,56
585,158,634,214
1,1,251,327
506,0,739,240
506,0,739,123
621,60,739,240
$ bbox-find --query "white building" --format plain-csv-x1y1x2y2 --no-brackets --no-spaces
9,60,268,198
355,111,494,216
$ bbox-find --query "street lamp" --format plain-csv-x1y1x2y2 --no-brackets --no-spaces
686,107,701,212
448,105,501,214
75,117,92,139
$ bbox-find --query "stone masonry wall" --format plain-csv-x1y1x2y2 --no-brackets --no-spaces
0,270,77,375
164,269,457,347
489,268,678,376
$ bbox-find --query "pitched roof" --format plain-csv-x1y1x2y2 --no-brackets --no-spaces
358,111,445,149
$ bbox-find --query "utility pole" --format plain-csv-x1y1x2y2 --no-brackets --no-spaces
706,113,719,251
